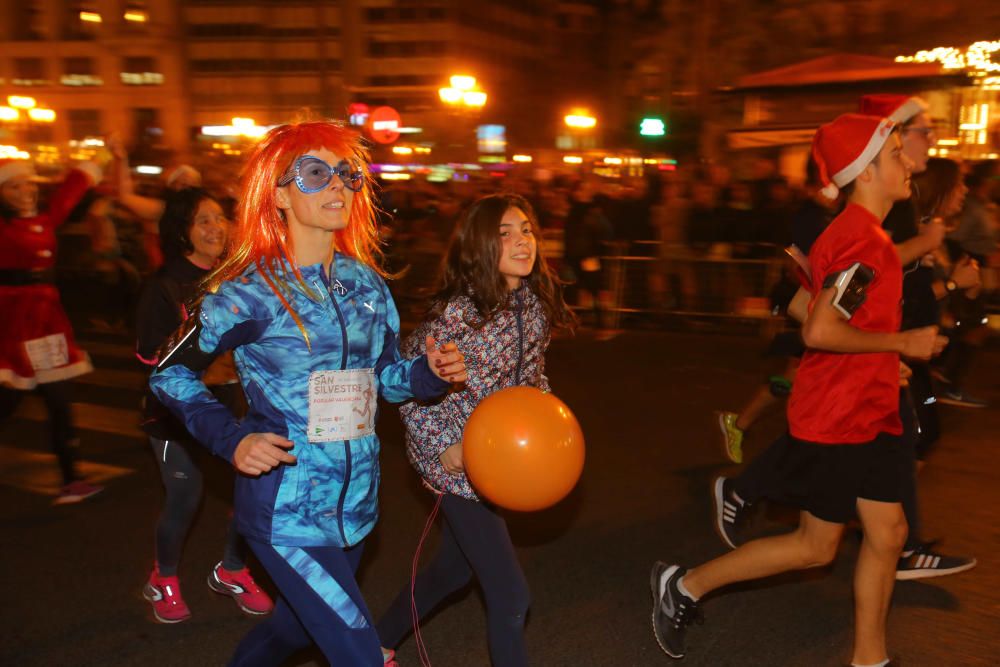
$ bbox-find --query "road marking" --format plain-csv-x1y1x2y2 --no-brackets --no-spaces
0,446,134,496
13,398,143,438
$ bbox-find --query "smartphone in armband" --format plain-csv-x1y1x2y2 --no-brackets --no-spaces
823,262,875,319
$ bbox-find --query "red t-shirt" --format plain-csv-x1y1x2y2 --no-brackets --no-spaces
788,203,903,444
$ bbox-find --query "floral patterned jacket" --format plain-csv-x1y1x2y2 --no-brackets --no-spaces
400,285,551,501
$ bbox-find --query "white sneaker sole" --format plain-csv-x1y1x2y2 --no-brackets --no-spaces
896,558,978,580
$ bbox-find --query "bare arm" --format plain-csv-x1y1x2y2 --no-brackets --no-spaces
802,287,945,359
109,137,165,221
787,286,810,324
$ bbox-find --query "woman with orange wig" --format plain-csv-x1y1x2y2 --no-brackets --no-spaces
150,119,466,666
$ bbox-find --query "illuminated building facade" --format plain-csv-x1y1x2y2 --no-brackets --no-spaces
0,0,189,155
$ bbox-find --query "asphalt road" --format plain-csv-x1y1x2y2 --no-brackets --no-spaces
2,327,997,667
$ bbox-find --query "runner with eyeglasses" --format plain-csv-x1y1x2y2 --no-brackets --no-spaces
149,119,467,666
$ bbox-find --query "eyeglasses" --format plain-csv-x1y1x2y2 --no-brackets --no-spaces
277,156,364,194
902,126,936,139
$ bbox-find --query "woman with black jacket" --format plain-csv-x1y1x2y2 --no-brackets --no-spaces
135,187,273,624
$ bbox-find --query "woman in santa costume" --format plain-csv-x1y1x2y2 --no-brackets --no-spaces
0,157,104,504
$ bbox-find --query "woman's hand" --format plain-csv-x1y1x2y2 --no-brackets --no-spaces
233,433,297,476
439,442,465,475
426,336,467,383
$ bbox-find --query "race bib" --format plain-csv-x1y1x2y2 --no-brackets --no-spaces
24,334,69,371
307,369,376,442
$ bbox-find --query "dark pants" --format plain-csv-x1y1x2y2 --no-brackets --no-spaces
229,540,382,667
1,382,77,485
149,437,245,576
377,494,532,667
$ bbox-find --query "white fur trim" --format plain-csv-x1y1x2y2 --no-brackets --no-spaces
0,356,93,390
890,97,929,124
0,161,35,186
832,118,896,187
74,161,103,185
820,183,840,200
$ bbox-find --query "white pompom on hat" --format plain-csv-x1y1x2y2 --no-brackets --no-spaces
165,164,202,188
858,94,929,124
811,113,896,200
0,158,36,187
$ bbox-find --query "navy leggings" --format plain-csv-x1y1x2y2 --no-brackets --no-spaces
377,493,531,667
149,437,245,576
229,540,383,667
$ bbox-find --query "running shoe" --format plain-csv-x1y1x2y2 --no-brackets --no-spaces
650,562,701,659
144,568,191,624
896,541,977,581
382,648,399,666
716,412,743,464
52,480,104,505
208,562,274,615
936,390,988,408
712,476,749,550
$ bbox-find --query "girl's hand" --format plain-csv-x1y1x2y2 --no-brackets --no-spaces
426,336,467,383
439,442,465,475
233,433,296,476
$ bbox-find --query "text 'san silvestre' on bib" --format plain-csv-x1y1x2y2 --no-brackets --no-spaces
307,369,376,442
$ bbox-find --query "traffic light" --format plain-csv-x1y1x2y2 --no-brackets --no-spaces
639,117,666,137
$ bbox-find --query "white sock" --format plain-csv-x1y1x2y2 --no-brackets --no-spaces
851,660,889,667
676,575,699,602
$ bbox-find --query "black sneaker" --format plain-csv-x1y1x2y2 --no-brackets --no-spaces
896,541,977,580
650,562,701,659
712,476,748,549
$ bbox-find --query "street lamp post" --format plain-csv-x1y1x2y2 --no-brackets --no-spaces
438,75,487,161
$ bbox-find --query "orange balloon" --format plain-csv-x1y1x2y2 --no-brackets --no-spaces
463,386,585,511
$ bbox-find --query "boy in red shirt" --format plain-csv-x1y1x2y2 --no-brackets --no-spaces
650,114,946,667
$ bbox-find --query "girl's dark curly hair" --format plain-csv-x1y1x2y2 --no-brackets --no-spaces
428,193,576,331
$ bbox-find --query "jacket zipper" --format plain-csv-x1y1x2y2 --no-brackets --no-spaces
320,266,352,545
514,288,524,385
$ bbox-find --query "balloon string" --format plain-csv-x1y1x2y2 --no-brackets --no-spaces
412,492,443,667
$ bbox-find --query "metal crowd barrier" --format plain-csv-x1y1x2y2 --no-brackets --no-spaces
387,238,789,335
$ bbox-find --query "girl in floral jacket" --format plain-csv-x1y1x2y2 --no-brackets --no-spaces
377,193,575,666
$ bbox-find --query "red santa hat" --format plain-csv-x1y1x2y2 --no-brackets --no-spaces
811,113,896,200
858,94,929,124
0,158,36,187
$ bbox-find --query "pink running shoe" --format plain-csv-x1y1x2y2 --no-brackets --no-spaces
143,567,191,623
53,480,103,505
382,648,399,666
208,562,274,615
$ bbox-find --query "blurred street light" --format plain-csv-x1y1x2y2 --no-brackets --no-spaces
439,75,487,109
28,108,56,122
564,110,597,129
0,107,20,122
8,96,37,110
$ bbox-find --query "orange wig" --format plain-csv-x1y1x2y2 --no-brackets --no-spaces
205,119,384,347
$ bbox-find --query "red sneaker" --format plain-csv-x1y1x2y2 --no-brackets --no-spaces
143,567,191,623
382,648,399,666
207,562,274,615
53,480,103,505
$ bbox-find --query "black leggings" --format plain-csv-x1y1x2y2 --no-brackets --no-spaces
1,382,77,485
149,437,245,576
377,493,531,667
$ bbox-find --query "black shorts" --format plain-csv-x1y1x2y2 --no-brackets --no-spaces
775,432,908,524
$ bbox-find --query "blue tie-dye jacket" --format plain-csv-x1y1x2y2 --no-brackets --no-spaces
150,254,448,547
